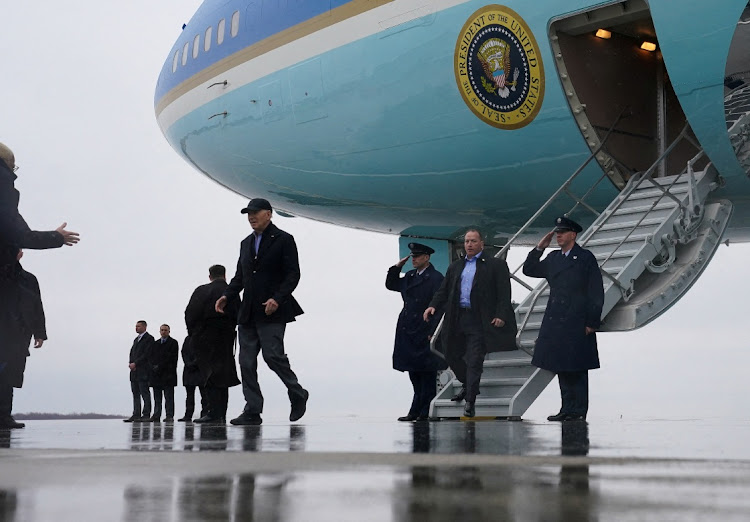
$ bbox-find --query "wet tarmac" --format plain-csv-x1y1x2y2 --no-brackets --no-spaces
1,417,749,520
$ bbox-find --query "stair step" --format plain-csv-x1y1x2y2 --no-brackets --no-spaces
611,202,677,216
594,217,664,233
434,397,511,408
584,233,651,247
626,186,688,202
594,249,640,261
452,378,528,388
483,356,533,368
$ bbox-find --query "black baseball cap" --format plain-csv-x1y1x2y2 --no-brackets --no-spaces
241,198,273,213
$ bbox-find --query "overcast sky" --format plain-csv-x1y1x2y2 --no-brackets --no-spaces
3,1,749,424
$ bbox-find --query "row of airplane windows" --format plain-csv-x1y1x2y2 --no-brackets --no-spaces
172,11,241,73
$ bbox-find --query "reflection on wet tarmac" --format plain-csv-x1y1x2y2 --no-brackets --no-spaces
2,418,750,520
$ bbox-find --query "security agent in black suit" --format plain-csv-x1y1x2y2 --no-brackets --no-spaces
386,242,447,421
125,320,155,422
215,198,309,426
148,324,179,422
424,229,517,418
523,217,604,422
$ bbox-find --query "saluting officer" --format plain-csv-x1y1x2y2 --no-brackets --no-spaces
386,243,446,421
523,217,604,422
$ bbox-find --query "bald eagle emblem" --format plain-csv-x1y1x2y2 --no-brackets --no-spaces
477,38,519,99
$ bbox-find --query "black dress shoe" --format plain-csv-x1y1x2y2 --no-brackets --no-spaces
230,412,263,426
177,415,192,422
415,415,429,421
148,415,160,423
398,415,417,422
290,389,309,422
451,387,467,402
164,416,174,422
547,412,567,422
0,416,25,429
463,402,475,418
123,415,139,423
194,415,222,424
563,414,586,422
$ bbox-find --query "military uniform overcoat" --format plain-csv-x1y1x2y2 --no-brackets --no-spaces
148,336,179,388
429,254,518,356
522,243,604,372
385,263,447,372
185,279,241,388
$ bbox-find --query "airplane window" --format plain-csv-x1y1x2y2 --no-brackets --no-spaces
231,11,240,37
193,34,200,59
172,50,179,73
205,27,212,52
182,42,189,66
218,19,226,45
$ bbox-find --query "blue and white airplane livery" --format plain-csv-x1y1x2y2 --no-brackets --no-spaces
156,0,750,415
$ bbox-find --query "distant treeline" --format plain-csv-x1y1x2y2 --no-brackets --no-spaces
14,413,125,420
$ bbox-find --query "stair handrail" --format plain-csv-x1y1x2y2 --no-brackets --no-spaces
430,110,627,357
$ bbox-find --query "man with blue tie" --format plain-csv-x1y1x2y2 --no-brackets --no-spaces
423,229,517,417
523,217,604,422
215,198,308,426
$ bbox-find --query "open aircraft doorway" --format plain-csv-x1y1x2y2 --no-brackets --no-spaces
550,0,704,189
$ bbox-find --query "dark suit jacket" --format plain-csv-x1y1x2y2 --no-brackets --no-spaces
148,336,179,387
523,243,604,372
129,332,155,382
224,222,303,325
429,252,518,356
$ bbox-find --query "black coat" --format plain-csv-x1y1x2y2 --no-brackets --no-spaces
429,253,518,356
386,263,448,372
129,332,155,383
224,222,303,325
148,336,179,387
181,335,202,387
522,243,604,372
186,279,240,388
0,161,63,265
0,263,45,388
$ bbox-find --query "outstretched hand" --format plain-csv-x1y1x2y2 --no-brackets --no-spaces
55,222,80,246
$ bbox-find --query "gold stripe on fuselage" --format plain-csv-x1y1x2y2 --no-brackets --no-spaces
155,0,395,118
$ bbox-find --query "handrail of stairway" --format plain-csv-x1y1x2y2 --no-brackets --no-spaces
514,124,704,353
429,109,628,357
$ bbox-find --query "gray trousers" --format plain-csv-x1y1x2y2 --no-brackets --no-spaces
238,322,306,415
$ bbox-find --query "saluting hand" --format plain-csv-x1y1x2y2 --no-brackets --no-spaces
536,230,554,250
395,255,410,269
423,307,436,322
263,298,279,315
215,296,227,313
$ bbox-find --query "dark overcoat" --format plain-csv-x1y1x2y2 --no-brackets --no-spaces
0,264,46,388
181,335,202,387
186,279,240,388
429,253,518,356
385,263,448,372
224,222,303,325
148,336,179,388
522,243,604,372
129,333,155,383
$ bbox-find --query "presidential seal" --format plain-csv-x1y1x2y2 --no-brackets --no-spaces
454,5,545,130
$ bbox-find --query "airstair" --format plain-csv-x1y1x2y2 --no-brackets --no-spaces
430,124,733,419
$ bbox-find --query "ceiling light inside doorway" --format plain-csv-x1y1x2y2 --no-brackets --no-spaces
595,29,612,39
640,41,657,51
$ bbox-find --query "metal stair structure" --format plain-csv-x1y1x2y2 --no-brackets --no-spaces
430,125,733,420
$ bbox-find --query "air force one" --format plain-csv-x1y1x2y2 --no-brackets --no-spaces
155,0,750,418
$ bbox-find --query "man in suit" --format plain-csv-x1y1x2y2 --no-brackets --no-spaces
125,320,155,422
216,198,309,426
0,250,47,429
186,264,241,423
424,229,517,417
386,242,447,421
178,335,208,422
148,324,179,422
523,217,604,421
